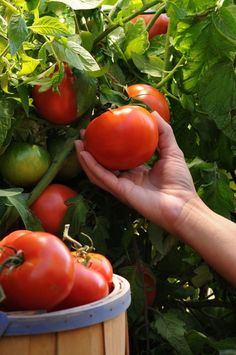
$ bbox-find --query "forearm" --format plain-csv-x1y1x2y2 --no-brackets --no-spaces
174,197,236,286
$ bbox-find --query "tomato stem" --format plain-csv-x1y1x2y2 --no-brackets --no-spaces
0,247,24,273
63,224,95,254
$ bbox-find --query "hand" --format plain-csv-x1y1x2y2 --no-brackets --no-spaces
75,112,199,235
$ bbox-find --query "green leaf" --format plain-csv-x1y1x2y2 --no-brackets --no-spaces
30,16,70,36
49,0,103,10
152,310,193,355
198,167,235,217
0,100,14,149
7,195,43,231
17,53,40,77
51,38,100,71
212,5,236,55
123,19,149,59
191,264,213,288
0,188,23,197
16,85,30,116
7,14,28,54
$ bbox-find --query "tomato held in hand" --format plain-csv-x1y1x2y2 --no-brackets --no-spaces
131,13,169,39
0,230,75,311
0,142,51,187
31,184,77,235
84,105,159,170
127,84,170,122
54,259,109,310
32,64,78,125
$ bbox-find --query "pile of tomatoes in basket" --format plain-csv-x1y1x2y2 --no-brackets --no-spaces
0,228,113,312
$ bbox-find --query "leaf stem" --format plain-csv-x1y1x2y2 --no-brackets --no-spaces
156,55,185,89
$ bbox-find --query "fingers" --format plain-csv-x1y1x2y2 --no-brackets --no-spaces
74,140,119,193
151,111,184,158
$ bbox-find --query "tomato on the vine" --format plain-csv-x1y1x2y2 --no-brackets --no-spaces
84,105,159,170
127,84,170,122
54,257,109,310
32,64,78,125
30,184,77,235
0,142,51,187
131,13,169,39
0,230,75,311
142,266,157,306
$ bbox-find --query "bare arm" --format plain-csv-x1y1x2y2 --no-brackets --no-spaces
75,112,236,286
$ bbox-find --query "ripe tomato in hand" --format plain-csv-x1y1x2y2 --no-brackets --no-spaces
32,64,78,125
31,184,77,235
54,258,109,310
0,230,75,311
131,13,169,39
84,105,159,170
127,84,170,122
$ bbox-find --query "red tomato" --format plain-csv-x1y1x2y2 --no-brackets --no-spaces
127,84,170,122
54,259,109,310
84,105,159,170
31,184,77,235
143,267,157,306
0,230,75,311
86,253,113,287
32,64,78,125
131,13,169,39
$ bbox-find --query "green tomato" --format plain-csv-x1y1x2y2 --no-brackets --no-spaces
47,137,81,181
0,142,51,187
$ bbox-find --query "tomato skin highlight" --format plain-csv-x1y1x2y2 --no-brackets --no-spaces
54,259,109,310
31,184,77,235
32,64,78,125
127,84,170,123
84,105,159,170
131,13,169,39
0,230,75,311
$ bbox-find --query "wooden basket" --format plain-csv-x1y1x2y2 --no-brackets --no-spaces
0,274,131,355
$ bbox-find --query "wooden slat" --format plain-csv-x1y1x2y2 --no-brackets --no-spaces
0,333,56,355
57,323,105,355
103,313,126,355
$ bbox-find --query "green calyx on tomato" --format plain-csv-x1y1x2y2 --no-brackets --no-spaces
0,230,75,311
127,83,170,122
84,105,159,170
30,183,77,236
0,142,51,187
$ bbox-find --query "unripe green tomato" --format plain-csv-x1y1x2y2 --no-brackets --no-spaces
0,142,51,187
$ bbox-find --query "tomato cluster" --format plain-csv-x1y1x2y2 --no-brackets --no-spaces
0,229,113,312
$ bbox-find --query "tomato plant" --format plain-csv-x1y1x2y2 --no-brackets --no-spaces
84,105,159,170
0,142,51,187
32,64,78,125
47,136,81,181
131,13,169,39
0,230,75,311
127,84,170,122
30,184,77,235
54,257,109,310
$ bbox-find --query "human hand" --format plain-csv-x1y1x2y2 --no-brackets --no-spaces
75,112,199,235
